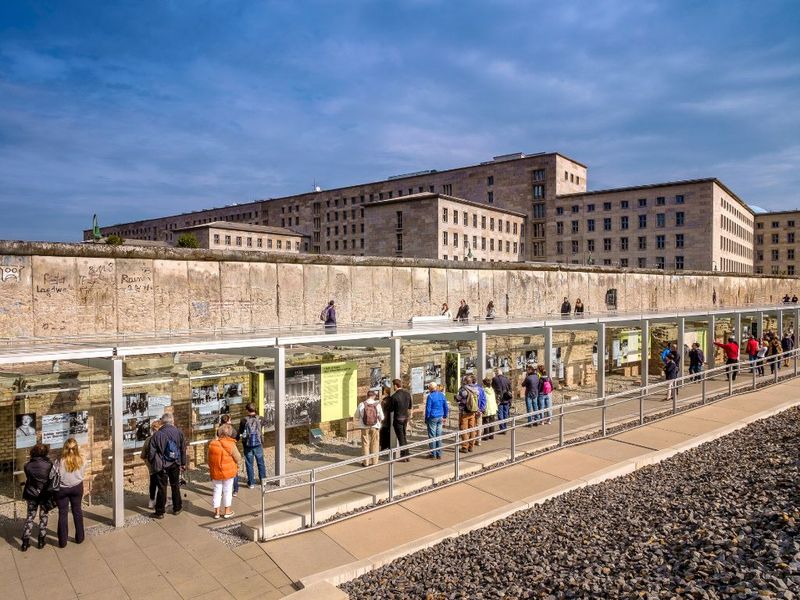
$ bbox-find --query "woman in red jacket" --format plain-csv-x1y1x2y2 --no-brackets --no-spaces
207,424,241,519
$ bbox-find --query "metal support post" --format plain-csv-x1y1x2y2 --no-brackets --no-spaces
734,312,742,342
453,443,460,481
388,449,395,500
510,422,516,463
596,323,606,399
267,346,287,483
544,326,553,380
707,315,716,371
728,372,733,396
476,331,487,380
641,319,650,388
601,403,607,437
639,388,645,424
701,375,707,404
672,380,678,414
309,469,317,527
260,485,267,542
777,310,784,338
753,363,757,390
756,311,765,340
389,337,401,381
111,357,125,528
677,316,685,379
558,405,565,447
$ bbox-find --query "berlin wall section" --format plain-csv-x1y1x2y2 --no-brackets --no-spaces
0,242,795,338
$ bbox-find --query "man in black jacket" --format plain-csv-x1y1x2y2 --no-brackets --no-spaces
148,412,186,518
491,368,512,433
390,379,413,460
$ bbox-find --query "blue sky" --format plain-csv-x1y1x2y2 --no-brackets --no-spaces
1,0,799,241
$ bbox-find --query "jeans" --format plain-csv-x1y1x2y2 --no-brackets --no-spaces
525,392,540,424
539,394,552,423
725,358,738,381
55,482,84,547
748,354,757,372
482,414,496,438
497,403,510,431
689,364,702,381
243,444,266,485
155,463,182,515
426,417,443,457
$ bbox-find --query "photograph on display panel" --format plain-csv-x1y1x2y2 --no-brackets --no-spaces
122,392,173,449
41,411,88,449
15,413,36,449
222,382,244,405
263,365,322,431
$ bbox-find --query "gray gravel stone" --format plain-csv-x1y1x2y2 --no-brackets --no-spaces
341,407,800,599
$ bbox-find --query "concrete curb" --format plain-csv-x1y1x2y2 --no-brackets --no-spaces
283,397,800,598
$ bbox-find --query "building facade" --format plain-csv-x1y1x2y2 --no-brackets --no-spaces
364,193,526,261
173,222,306,253
754,211,800,275
87,151,796,274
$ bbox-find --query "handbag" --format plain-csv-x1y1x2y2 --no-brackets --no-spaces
49,462,62,493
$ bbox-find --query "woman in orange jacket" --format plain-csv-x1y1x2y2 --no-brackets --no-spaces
207,423,241,519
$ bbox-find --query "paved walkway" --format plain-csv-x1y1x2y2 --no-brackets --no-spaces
1,371,796,599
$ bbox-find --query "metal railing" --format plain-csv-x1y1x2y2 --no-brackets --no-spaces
255,345,800,541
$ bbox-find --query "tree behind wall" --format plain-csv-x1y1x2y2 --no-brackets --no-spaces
176,233,200,248
105,234,124,246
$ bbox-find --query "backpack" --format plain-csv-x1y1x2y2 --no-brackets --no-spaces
162,437,180,464
465,388,479,413
660,348,670,363
320,306,330,321
541,377,553,395
244,416,262,447
363,402,378,427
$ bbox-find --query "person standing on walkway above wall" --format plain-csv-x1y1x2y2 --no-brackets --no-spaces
455,299,470,321
354,390,384,466
456,375,480,452
149,412,186,518
54,437,85,548
321,299,336,329
491,368,512,433
574,298,585,316
485,301,496,320
440,302,452,319
713,336,740,381
560,297,571,317
688,343,705,382
746,335,760,373
520,365,540,426
390,379,413,461
238,403,267,488
424,382,448,459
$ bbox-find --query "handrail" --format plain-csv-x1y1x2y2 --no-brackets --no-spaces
255,344,800,539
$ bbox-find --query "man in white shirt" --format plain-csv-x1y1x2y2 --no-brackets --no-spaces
353,390,384,467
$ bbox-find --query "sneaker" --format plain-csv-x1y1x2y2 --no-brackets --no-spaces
223,512,235,519
213,514,221,520
172,508,183,516
150,513,165,520
248,484,256,489
147,499,155,509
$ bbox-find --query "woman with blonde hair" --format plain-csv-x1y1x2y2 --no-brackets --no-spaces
54,437,85,547
207,423,241,519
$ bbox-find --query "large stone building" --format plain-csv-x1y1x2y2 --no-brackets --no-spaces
87,150,793,273
173,221,307,254
364,193,526,261
754,211,800,276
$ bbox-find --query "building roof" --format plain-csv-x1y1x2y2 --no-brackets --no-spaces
363,192,528,218
753,209,800,218
556,177,753,215
173,221,304,237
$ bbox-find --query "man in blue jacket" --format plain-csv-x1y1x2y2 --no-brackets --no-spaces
424,383,449,459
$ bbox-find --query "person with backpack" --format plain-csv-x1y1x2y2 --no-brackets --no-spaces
456,375,481,452
781,331,794,367
148,412,186,518
520,364,540,426
390,379,413,461
424,382,448,459
660,344,672,364
537,366,553,425
354,390,384,466
491,367,512,433
379,385,393,454
238,403,267,488
20,443,57,551
320,300,336,330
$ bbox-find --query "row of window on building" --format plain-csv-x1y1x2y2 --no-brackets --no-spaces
720,214,753,244
442,232,520,255
325,239,365,252
555,234,687,255
212,234,299,251
562,256,686,270
556,195,685,216
720,236,752,259
441,208,522,234
757,219,797,229
758,249,797,262
756,232,797,245
556,212,685,234
755,265,796,275
719,257,752,274
563,170,582,185
720,197,753,228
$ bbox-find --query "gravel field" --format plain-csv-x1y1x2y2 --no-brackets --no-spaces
341,407,800,599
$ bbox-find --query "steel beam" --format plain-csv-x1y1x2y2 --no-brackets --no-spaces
677,316,685,377
707,315,716,370
544,326,553,380
596,323,606,398
641,319,649,387
111,357,125,528
476,331,487,380
265,347,286,481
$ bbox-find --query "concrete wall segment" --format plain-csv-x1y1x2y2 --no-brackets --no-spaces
0,254,33,338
